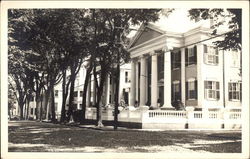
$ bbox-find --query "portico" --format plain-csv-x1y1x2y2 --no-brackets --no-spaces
128,23,183,109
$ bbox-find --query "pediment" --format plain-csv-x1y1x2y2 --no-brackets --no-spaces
129,25,164,49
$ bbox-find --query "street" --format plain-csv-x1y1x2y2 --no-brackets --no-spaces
8,121,241,153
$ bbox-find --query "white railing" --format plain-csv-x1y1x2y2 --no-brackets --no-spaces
148,111,186,118
84,107,241,129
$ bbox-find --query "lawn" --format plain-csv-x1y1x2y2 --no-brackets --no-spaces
8,121,242,153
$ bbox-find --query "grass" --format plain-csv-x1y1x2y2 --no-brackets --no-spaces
8,121,242,153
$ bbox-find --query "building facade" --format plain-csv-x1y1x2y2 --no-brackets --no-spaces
128,23,242,111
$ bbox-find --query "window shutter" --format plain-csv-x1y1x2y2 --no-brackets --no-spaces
185,48,188,66
240,83,242,101
178,50,181,68
215,48,218,55
204,81,207,99
194,45,197,64
171,83,174,101
186,82,188,99
171,52,174,70
215,56,219,64
195,80,197,99
216,82,220,90
179,82,182,100
203,44,207,53
216,82,220,100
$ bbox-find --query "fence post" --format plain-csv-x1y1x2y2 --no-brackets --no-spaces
186,107,194,129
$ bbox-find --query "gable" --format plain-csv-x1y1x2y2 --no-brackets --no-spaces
130,27,163,48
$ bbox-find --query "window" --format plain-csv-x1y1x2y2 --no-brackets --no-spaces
173,81,181,101
186,79,197,100
172,51,181,69
185,46,197,66
125,71,128,83
80,91,83,97
204,44,219,65
55,90,59,97
229,82,241,101
31,108,34,115
73,91,78,97
204,81,220,100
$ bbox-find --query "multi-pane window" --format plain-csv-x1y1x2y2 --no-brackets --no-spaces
185,46,197,66
173,81,181,101
204,81,220,100
229,82,241,101
186,79,197,100
172,51,181,69
204,44,219,65
73,91,78,97
55,90,59,97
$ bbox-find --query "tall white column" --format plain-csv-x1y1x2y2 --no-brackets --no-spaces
130,60,136,106
140,56,147,106
181,48,186,105
162,48,172,108
105,74,110,106
151,52,158,107
135,60,139,102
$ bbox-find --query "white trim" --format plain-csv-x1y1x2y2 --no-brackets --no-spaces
187,78,196,82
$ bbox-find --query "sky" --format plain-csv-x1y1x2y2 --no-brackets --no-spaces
127,8,207,38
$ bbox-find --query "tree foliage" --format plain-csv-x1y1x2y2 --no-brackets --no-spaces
188,9,242,51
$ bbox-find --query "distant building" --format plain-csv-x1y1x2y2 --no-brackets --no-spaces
128,23,241,110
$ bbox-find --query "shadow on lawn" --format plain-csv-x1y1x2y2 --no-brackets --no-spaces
8,121,242,153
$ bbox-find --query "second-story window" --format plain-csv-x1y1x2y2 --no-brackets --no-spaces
204,44,219,65
185,45,197,66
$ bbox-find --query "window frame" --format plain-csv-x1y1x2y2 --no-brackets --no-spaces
173,81,180,101
204,44,219,65
187,79,197,100
204,80,220,100
228,82,241,101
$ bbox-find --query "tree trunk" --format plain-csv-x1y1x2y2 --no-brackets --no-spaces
68,74,76,122
114,60,120,130
95,68,107,128
26,98,30,120
51,85,56,123
44,88,51,121
39,93,43,121
60,71,67,123
80,66,92,124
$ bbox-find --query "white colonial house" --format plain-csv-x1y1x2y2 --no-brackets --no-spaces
128,22,242,111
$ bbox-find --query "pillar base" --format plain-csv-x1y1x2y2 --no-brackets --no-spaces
161,104,174,110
